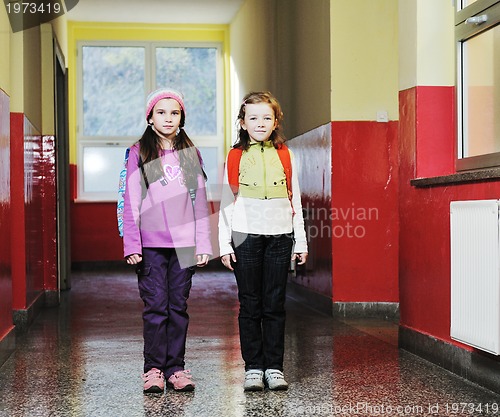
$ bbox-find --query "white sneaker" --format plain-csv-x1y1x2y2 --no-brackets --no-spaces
244,370,264,391
264,369,288,390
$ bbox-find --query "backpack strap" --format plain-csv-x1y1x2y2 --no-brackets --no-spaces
276,144,292,200
117,147,131,238
227,148,243,196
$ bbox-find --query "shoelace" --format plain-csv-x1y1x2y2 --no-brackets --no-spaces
246,371,263,380
142,369,163,381
173,369,192,379
266,370,285,380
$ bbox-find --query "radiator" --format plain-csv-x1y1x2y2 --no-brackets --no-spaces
450,200,500,355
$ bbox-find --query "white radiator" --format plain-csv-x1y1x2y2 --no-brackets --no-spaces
450,200,500,355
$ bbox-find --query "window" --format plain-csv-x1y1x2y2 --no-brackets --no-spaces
456,0,500,170
77,42,224,201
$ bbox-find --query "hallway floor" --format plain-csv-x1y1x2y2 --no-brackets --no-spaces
1,267,500,417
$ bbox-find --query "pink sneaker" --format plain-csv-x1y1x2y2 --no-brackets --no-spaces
167,370,195,391
142,368,164,393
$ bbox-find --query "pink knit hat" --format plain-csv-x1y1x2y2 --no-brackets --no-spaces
145,88,186,120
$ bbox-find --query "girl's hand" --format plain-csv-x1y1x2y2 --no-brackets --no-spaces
221,253,236,271
126,253,142,265
292,252,308,265
196,254,210,267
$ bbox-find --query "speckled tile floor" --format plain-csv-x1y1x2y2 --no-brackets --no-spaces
1,266,500,417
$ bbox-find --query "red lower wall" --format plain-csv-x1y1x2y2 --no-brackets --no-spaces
10,114,57,310
289,124,333,298
69,163,125,263
414,87,456,178
70,201,124,262
41,136,57,291
331,121,399,302
288,121,399,304
399,86,500,343
0,90,13,338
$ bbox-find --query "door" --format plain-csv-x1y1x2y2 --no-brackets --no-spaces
54,42,71,290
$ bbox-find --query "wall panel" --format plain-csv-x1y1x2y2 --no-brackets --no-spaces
0,89,14,358
331,120,399,302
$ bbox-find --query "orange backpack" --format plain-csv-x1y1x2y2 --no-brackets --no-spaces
227,144,293,202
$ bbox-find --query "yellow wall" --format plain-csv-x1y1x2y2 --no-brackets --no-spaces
1,4,66,129
40,15,67,136
416,0,455,87
230,0,331,140
67,21,230,164
10,31,24,114
399,0,455,90
0,6,11,93
22,26,42,129
228,0,276,145
51,15,67,59
398,0,417,90
232,0,397,127
276,0,331,137
229,0,275,97
331,0,399,121
41,24,54,135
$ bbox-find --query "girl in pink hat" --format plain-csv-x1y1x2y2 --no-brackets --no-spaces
122,88,212,393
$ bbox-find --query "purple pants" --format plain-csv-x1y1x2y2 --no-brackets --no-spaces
137,247,195,378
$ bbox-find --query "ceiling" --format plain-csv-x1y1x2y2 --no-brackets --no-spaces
65,0,244,24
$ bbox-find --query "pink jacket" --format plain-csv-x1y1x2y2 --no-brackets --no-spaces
123,143,212,259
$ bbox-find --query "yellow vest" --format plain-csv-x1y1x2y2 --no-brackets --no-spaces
238,141,288,199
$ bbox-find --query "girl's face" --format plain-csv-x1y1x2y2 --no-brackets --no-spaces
241,103,277,143
149,98,182,141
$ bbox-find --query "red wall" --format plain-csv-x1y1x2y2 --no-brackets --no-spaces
70,202,124,262
289,121,399,304
41,135,57,291
10,114,57,311
69,164,124,262
331,121,399,302
289,125,333,297
399,86,500,343
10,113,31,309
0,89,13,339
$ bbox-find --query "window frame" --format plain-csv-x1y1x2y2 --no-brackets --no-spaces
456,0,500,171
76,40,225,201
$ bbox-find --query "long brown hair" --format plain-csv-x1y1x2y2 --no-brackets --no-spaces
233,91,286,151
138,109,205,190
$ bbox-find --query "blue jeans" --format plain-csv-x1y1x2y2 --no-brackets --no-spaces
137,247,195,378
232,232,294,371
